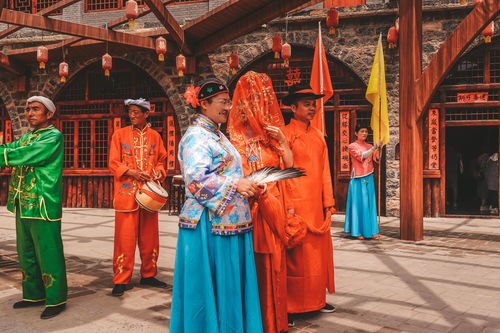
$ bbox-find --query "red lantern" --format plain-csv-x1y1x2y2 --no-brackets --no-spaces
37,46,48,69
176,54,186,77
473,0,483,5
272,34,282,59
125,0,139,27
326,8,339,35
281,42,291,68
387,26,398,49
59,62,69,83
228,52,239,75
155,36,167,61
102,53,112,77
482,21,494,43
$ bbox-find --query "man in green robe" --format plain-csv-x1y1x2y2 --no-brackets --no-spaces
0,96,67,319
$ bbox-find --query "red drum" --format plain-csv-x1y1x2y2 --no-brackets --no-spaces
135,181,169,212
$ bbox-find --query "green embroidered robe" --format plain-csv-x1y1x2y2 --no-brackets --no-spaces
0,125,63,221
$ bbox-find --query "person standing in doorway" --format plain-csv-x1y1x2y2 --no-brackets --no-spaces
0,96,67,319
109,98,168,296
282,84,336,323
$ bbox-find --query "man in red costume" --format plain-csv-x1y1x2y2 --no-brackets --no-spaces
109,98,167,296
282,85,336,322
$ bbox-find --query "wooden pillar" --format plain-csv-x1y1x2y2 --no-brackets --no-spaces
399,0,424,241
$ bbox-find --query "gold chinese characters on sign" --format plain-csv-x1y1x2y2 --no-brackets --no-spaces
427,109,439,170
339,111,350,172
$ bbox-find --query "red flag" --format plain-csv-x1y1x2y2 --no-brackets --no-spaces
310,22,333,135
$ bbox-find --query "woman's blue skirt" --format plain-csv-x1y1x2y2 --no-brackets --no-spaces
170,210,263,333
344,174,379,238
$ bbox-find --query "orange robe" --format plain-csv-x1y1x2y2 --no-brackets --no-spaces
109,125,167,284
283,118,335,313
236,143,288,333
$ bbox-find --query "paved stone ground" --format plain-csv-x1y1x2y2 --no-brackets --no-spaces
1,207,500,333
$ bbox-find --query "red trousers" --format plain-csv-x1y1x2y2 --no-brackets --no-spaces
113,209,159,284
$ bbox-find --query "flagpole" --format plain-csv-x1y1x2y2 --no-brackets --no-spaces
377,33,382,238
318,21,325,134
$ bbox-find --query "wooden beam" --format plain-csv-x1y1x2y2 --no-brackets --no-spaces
0,9,155,50
143,0,190,54
0,0,81,40
193,0,320,55
399,0,424,241
417,0,500,118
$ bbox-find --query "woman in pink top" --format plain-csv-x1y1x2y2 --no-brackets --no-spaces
344,124,381,239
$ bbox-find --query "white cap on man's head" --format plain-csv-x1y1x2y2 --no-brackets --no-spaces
26,96,56,113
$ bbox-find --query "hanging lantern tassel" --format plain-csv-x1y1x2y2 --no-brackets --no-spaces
59,62,69,83
326,8,339,35
176,54,186,77
156,36,167,61
102,53,112,77
387,26,398,49
482,21,494,44
228,52,239,75
37,46,48,69
125,0,139,28
281,42,291,68
272,34,282,59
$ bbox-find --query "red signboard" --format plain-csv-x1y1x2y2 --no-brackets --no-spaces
427,109,439,170
339,111,350,172
456,92,488,103
5,120,12,143
284,68,301,86
166,115,177,172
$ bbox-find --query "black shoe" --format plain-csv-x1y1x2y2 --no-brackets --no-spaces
112,284,127,296
287,314,295,327
40,304,66,319
320,303,336,313
13,300,44,309
140,277,167,288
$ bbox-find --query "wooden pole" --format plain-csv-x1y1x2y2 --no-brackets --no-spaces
399,0,424,241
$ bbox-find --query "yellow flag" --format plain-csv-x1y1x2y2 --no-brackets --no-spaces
366,34,390,146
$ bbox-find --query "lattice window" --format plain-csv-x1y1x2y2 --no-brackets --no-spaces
491,49,500,83
445,107,499,121
9,0,62,14
95,120,109,168
339,93,370,106
88,72,132,100
62,120,110,169
444,54,484,85
59,103,110,115
85,0,120,11
62,121,75,168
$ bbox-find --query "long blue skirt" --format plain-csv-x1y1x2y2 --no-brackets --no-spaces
170,210,263,333
344,174,379,238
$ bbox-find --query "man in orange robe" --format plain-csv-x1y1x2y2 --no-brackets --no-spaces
282,85,336,318
109,98,167,297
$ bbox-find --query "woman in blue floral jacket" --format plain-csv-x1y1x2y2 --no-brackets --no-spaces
170,79,263,333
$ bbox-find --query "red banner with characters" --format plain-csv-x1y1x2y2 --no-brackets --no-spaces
339,111,350,173
427,109,439,170
166,115,177,172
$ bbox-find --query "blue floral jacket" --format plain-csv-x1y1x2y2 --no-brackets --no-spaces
178,114,252,235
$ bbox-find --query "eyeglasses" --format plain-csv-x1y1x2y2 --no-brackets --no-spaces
215,98,233,107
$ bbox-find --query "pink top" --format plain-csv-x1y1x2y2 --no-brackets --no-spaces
348,140,375,178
